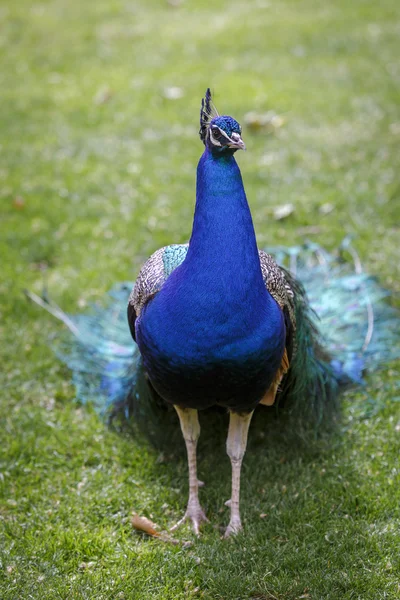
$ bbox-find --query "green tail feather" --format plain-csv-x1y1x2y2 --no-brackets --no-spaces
278,270,339,425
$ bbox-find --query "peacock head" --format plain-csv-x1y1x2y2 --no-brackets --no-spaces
199,88,245,154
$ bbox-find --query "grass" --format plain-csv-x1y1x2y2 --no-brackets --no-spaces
1,0,400,598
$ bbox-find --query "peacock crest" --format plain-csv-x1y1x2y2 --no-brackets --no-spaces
199,88,219,145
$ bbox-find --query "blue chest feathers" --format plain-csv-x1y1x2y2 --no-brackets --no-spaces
137,286,285,411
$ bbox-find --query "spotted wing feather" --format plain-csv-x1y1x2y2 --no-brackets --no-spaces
127,244,189,339
258,250,296,334
258,250,297,405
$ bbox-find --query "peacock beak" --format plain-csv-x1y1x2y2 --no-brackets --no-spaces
228,132,246,150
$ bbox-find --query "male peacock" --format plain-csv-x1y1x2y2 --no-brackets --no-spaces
28,89,399,538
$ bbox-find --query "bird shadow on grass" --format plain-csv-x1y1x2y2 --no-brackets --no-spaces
110,393,346,508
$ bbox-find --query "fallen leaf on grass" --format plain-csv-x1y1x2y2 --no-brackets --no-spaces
93,86,113,105
131,512,192,546
163,86,184,100
131,513,160,537
13,196,25,210
319,202,335,215
244,111,285,132
273,203,295,220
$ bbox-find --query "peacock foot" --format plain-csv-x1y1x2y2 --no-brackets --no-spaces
170,499,209,535
224,518,242,538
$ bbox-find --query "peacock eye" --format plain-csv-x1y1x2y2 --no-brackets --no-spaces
211,126,222,138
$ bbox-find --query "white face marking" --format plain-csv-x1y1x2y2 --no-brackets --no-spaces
209,126,232,148
209,128,222,147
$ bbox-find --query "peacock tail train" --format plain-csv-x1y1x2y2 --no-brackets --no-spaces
29,242,400,431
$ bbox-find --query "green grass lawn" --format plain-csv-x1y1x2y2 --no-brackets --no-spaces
1,0,400,598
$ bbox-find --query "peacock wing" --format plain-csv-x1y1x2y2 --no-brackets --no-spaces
258,250,297,405
127,244,189,340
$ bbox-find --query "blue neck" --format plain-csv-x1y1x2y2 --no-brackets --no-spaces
184,148,266,300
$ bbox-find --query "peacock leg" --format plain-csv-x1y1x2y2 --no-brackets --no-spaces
170,406,209,535
224,410,254,538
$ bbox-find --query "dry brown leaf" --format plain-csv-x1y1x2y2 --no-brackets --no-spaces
319,202,335,215
13,196,25,210
131,512,192,546
163,86,184,100
244,110,285,132
93,86,113,105
131,513,160,537
273,203,295,220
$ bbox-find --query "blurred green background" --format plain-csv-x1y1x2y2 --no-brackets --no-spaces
1,0,399,598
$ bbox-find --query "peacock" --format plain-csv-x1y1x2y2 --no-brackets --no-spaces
28,89,400,538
